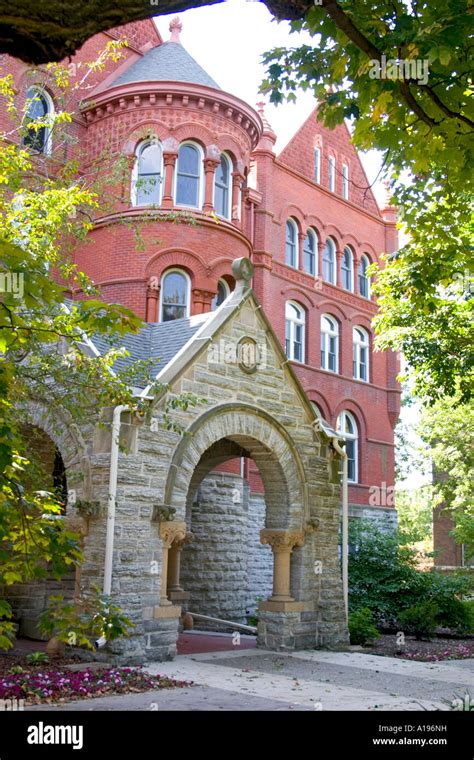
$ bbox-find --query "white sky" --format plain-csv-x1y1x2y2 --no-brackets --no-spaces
153,0,386,205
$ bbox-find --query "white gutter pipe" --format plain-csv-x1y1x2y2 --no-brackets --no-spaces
331,436,349,622
103,404,128,596
103,395,154,597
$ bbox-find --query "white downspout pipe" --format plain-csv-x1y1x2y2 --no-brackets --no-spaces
103,404,128,596
332,436,349,622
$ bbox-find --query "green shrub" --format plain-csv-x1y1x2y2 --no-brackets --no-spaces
349,521,474,626
348,607,380,646
398,602,439,640
435,597,474,633
349,521,428,624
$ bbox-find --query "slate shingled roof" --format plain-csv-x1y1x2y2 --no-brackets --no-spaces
111,41,221,89
91,316,204,388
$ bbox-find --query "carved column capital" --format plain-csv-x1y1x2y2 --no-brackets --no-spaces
159,521,187,549
260,529,305,553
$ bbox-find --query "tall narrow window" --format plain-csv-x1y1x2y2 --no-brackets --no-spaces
22,86,54,154
353,327,370,381
285,301,305,363
358,254,371,298
211,279,230,310
314,147,321,184
328,155,335,192
320,314,339,372
323,239,336,284
160,270,190,322
337,411,358,483
342,163,349,199
303,229,317,276
133,141,162,206
214,153,231,218
285,219,298,268
175,142,202,208
341,246,353,291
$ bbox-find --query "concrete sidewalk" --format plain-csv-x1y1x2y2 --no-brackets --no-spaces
26,648,474,711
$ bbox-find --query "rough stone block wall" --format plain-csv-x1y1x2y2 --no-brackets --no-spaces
181,473,249,625
179,473,273,626
245,490,273,614
348,504,398,533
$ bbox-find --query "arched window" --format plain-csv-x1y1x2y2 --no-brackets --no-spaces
328,155,336,192
22,86,54,154
160,269,190,322
342,163,349,199
314,147,321,184
303,229,317,276
358,254,371,298
214,153,231,219
323,239,336,284
285,219,298,268
320,314,338,372
337,411,359,483
341,246,354,291
175,142,202,208
353,327,370,381
211,279,230,310
285,301,305,363
132,140,162,206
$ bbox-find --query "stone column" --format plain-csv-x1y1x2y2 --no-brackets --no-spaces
336,248,343,287
192,288,214,314
161,152,177,209
354,255,361,294
298,232,305,271
318,241,325,282
203,158,219,212
168,533,194,603
159,521,186,606
260,529,305,605
231,172,244,225
145,285,159,322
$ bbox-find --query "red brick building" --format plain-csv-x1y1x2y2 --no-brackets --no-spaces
3,15,401,529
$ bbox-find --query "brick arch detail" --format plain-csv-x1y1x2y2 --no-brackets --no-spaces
171,122,215,148
278,204,306,228
145,248,209,289
321,227,343,248
317,301,348,322
332,398,368,442
280,287,315,309
304,216,324,236
340,234,360,251
349,313,373,331
208,256,235,280
163,403,308,529
213,135,245,166
122,121,171,155
305,391,332,422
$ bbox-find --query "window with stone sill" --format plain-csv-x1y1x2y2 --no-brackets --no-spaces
323,238,336,285
285,301,305,363
160,269,190,322
132,140,162,207
285,219,298,269
341,246,354,291
337,410,359,483
214,153,232,219
22,86,54,155
320,314,339,373
175,142,203,209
